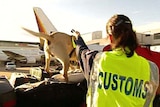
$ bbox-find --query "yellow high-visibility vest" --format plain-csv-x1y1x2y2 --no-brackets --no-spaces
87,48,151,107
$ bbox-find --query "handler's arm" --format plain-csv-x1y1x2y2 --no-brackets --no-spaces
74,34,98,80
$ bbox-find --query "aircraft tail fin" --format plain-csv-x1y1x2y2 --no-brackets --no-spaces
33,7,58,50
33,7,58,34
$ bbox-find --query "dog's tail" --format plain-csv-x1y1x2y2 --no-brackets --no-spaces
22,27,52,41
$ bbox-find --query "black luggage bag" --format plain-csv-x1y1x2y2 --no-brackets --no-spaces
9,72,39,87
15,78,87,107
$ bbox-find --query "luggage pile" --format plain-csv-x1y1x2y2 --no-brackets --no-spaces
0,67,87,107
0,76,16,107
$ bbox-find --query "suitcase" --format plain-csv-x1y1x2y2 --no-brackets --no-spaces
0,76,16,107
29,67,59,81
15,76,87,107
9,72,39,87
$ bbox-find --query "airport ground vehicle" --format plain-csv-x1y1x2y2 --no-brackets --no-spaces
5,62,16,70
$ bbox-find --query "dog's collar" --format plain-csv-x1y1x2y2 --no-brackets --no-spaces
72,36,76,48
69,36,76,58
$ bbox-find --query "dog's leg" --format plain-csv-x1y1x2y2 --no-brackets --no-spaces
43,40,51,74
45,56,50,73
57,58,70,82
44,52,51,73
52,58,69,82
43,42,51,73
53,48,70,82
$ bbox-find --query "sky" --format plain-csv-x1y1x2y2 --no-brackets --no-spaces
0,0,160,42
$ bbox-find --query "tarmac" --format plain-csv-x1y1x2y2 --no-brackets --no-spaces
0,64,60,79
0,66,31,79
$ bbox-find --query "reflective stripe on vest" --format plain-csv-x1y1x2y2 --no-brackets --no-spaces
87,50,151,107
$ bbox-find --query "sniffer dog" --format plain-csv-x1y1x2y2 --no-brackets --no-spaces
22,27,79,82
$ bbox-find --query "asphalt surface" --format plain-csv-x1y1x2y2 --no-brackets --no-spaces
0,66,31,79
0,65,60,79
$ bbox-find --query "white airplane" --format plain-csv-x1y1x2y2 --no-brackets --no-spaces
0,41,44,64
0,7,58,64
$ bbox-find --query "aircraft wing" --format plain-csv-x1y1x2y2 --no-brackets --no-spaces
33,7,58,50
2,50,27,62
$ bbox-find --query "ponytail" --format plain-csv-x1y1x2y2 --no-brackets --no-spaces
106,14,138,57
